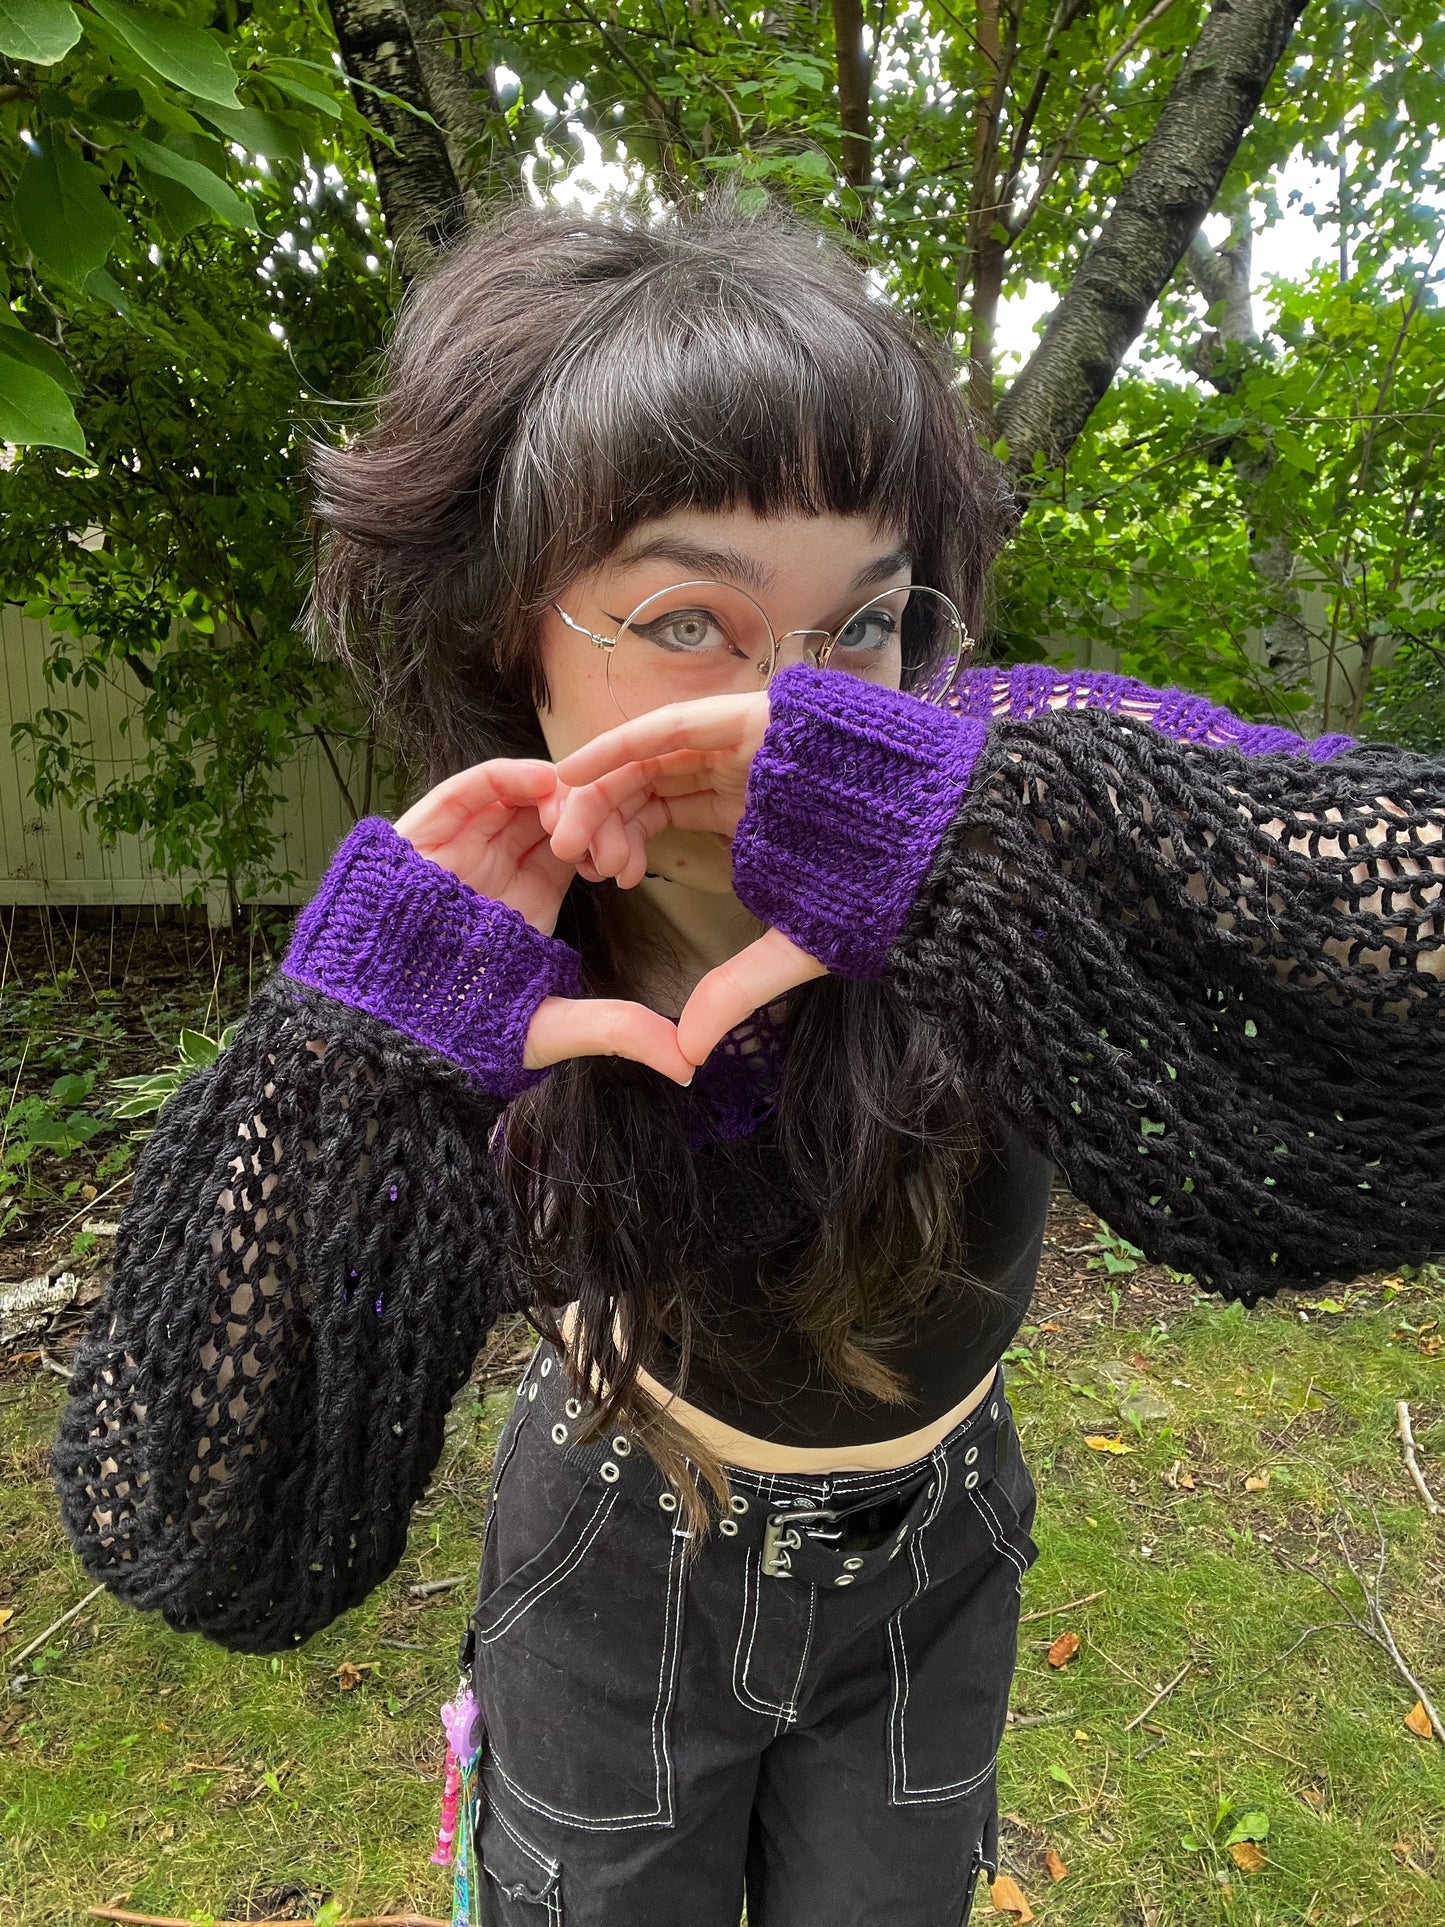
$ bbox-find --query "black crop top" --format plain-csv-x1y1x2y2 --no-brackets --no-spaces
638,1118,1055,1448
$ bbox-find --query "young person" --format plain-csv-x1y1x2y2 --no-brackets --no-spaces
53,195,1444,1927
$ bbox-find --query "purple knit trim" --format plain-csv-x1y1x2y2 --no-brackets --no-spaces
284,817,582,1101
949,664,1357,761
731,665,988,980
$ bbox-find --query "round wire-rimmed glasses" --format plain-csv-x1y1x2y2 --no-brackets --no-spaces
552,578,973,720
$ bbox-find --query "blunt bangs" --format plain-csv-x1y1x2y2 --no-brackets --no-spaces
497,249,975,607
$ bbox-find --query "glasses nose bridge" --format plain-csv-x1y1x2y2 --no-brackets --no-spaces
772,624,836,669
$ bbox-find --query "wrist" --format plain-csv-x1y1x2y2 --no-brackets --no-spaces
284,818,581,1099
731,666,987,979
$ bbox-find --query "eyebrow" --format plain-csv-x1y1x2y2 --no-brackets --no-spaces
609,536,914,596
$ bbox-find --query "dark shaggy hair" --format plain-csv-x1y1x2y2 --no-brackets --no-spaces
305,188,1017,1528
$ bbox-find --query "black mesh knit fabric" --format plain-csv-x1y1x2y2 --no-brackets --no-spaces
51,710,1444,1652
50,984,514,1652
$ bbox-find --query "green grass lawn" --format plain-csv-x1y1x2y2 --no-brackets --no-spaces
2,1276,1442,1926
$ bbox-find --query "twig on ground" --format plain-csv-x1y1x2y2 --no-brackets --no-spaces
1396,1400,1442,1515
1008,1709,1077,1727
10,1583,103,1670
1083,1636,1148,1690
1124,1659,1192,1732
1274,1504,1445,1744
38,1348,72,1379
408,1575,466,1599
1019,1589,1106,1624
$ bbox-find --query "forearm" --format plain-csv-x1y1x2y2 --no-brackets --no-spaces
52,821,579,1652
731,667,1445,1301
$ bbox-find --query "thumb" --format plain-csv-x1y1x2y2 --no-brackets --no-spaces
525,996,695,1086
677,930,828,1066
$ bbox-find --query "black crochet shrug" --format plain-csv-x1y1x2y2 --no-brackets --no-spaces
51,707,1445,1651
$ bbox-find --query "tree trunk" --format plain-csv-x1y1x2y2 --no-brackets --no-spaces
1186,219,1318,716
831,0,873,230
995,0,1309,483
325,0,467,282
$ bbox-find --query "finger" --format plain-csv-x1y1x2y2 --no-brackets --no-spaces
396,760,558,851
524,997,694,1085
677,930,828,1064
554,696,765,786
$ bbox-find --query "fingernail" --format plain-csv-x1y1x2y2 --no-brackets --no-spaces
680,1071,694,1087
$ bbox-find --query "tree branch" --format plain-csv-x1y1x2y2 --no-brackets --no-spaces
831,0,874,223
996,0,1309,484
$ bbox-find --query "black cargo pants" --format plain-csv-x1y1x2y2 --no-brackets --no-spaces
460,1342,1039,1927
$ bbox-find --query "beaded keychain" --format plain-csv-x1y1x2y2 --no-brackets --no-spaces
432,1678,482,1927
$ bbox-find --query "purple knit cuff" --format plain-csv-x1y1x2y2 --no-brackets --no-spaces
731,666,988,980
283,817,581,1100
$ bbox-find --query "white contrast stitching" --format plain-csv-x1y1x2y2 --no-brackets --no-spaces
475,1489,618,1645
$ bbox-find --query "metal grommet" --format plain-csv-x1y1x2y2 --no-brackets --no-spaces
964,1469,980,1489
719,1518,739,1537
565,1398,582,1419
730,1494,749,1515
989,1402,1000,1421
964,1445,979,1465
527,1382,538,1401
612,1436,631,1456
658,1491,678,1512
540,1356,552,1377
551,1422,568,1445
834,1574,854,1587
600,1460,620,1483
843,1556,864,1571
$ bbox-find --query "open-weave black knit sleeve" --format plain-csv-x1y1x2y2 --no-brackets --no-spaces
51,973,515,1653
889,711,1445,1303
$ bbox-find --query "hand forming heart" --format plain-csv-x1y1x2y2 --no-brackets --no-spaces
393,694,827,1086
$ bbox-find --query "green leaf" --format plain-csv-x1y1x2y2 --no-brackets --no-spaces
0,318,80,395
120,130,257,228
88,0,240,106
82,265,135,320
262,70,342,120
193,101,307,165
1047,1762,1078,1792
15,140,126,285
0,0,81,63
177,1027,221,1068
1222,1810,1270,1847
0,350,86,452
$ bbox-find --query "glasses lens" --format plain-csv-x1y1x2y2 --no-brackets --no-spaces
607,580,775,719
828,585,967,704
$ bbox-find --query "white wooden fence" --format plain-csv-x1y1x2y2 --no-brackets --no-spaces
2,603,380,923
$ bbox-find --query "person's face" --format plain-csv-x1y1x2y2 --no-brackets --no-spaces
535,507,912,894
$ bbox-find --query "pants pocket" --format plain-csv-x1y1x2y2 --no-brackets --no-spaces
886,1453,1030,1807
476,1790,563,1923
471,1418,689,1831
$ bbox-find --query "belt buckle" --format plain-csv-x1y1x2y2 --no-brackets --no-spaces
762,1505,839,1578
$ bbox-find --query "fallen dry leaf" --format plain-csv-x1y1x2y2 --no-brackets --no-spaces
1229,1841,1266,1874
1177,1469,1196,1490
1083,1433,1133,1455
336,1661,367,1691
1298,1786,1325,1808
1044,1847,1069,1882
1243,1471,1271,1492
1404,1700,1435,1740
1046,1630,1081,1668
989,1873,1034,1920
0,1607,13,1632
